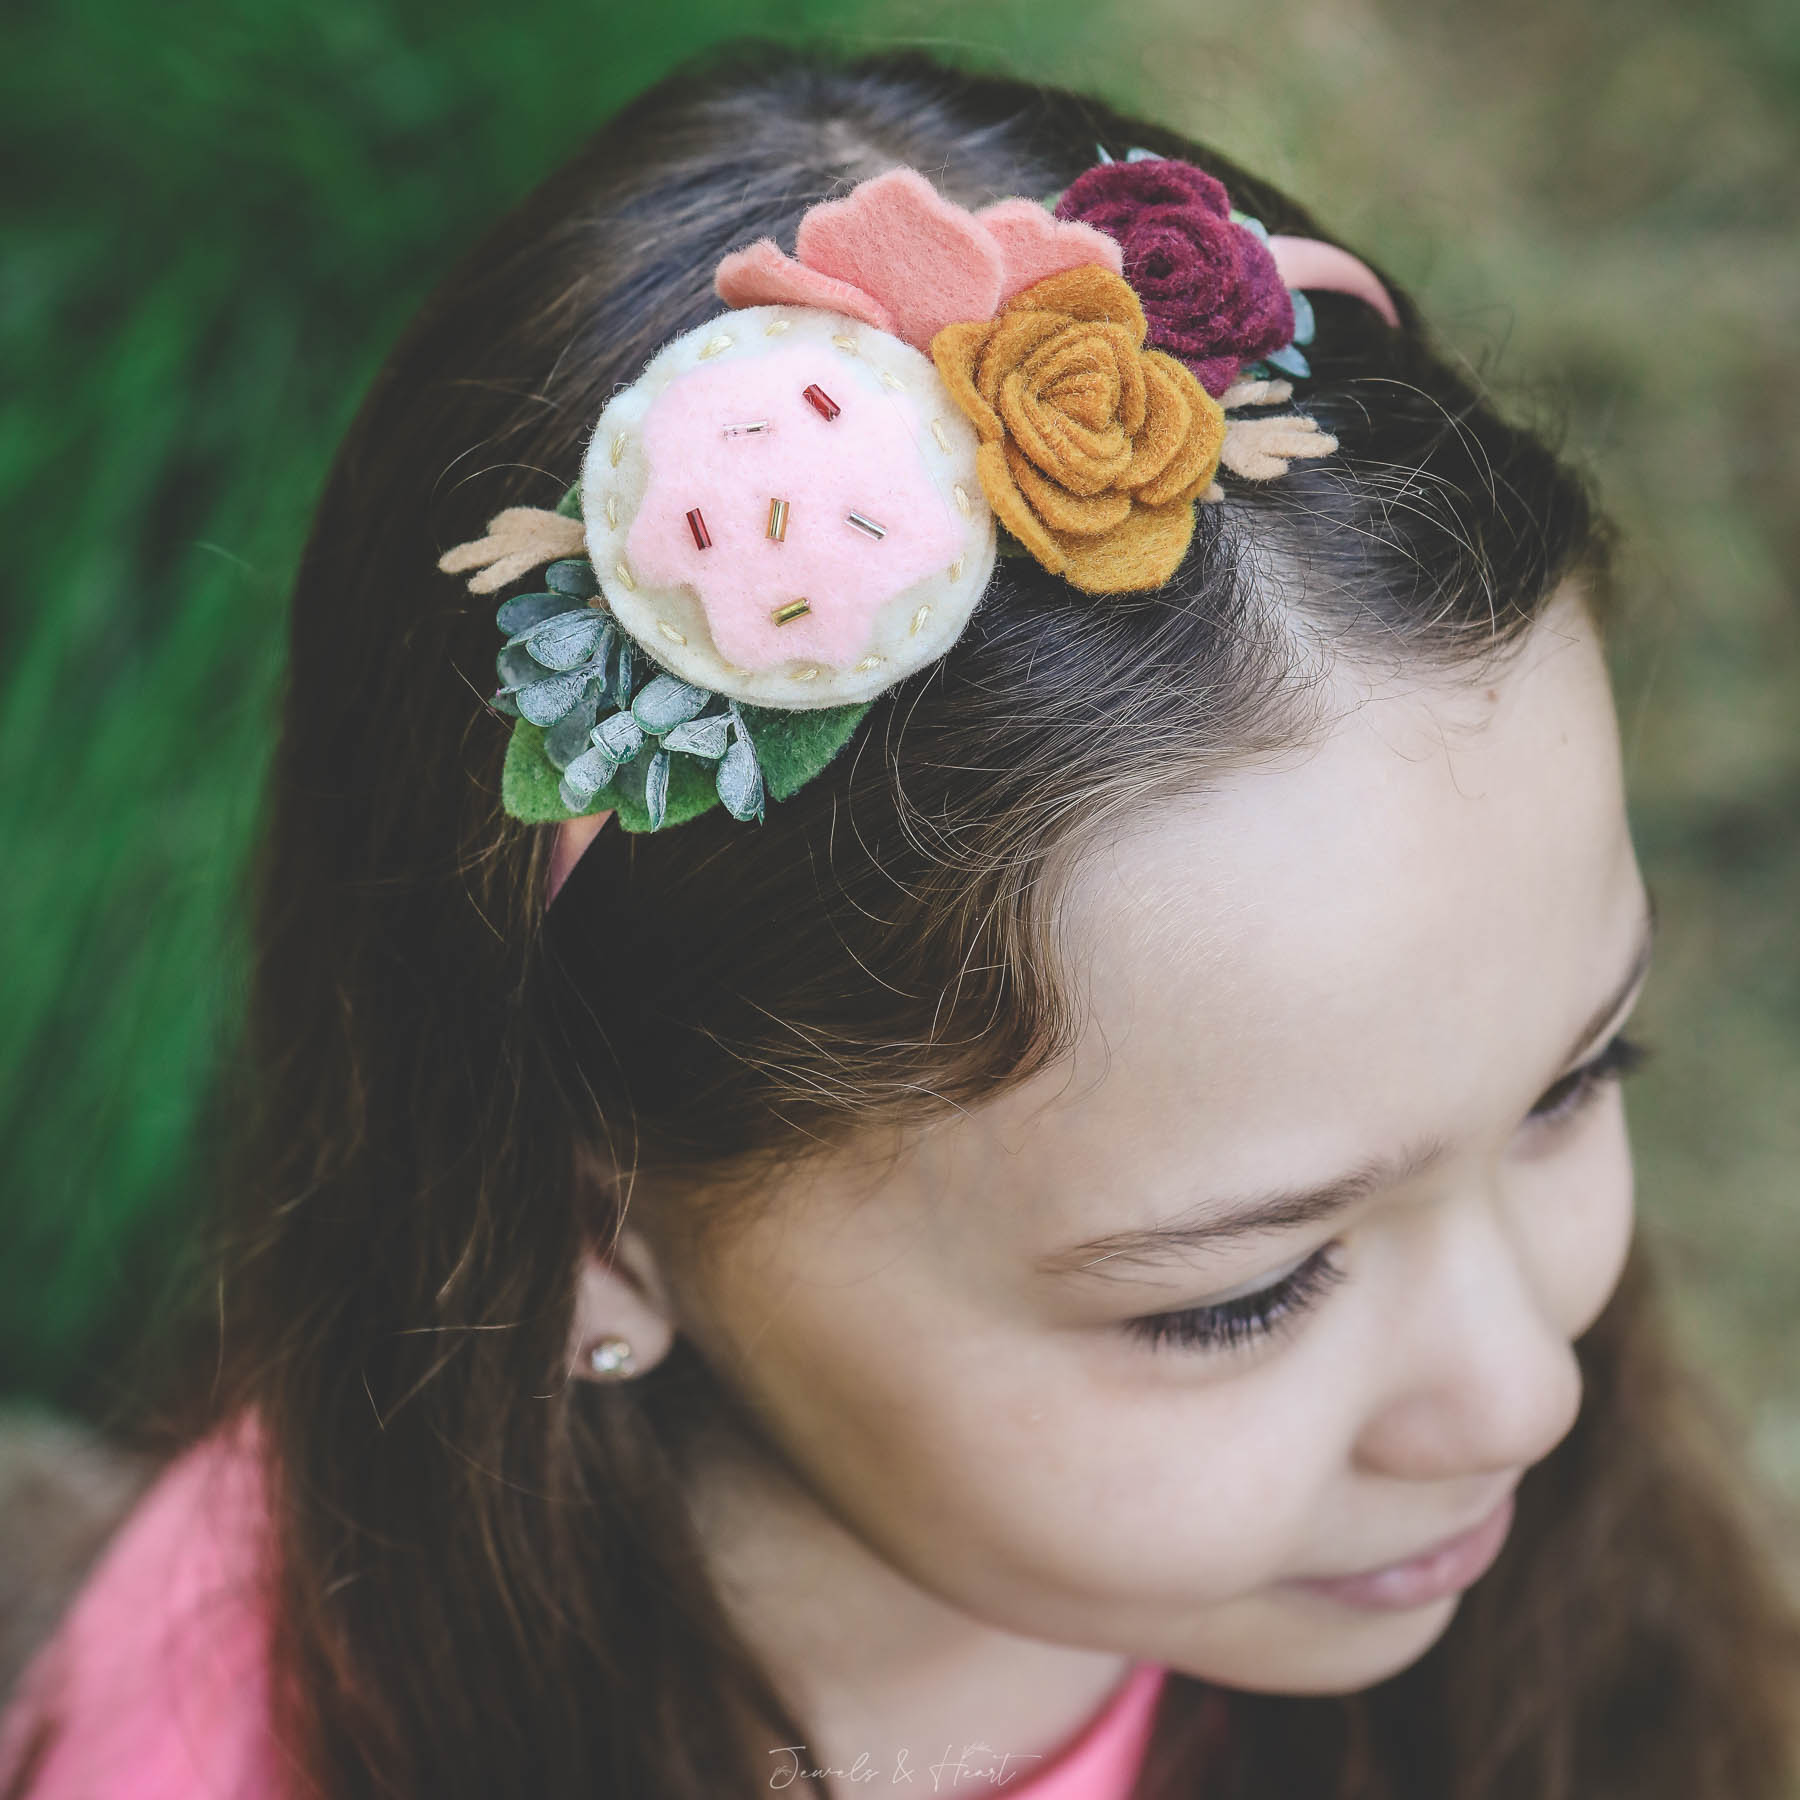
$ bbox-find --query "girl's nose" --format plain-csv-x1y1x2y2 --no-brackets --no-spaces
1348,1197,1585,1485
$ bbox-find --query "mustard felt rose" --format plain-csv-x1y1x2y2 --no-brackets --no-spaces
929,265,1226,595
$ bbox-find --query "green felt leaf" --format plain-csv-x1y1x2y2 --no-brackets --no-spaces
555,482,583,520
737,702,869,802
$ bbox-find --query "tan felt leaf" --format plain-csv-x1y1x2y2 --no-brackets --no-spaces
437,508,587,593
1219,415,1339,482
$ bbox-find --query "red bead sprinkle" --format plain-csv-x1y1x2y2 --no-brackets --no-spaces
686,507,712,550
802,384,841,421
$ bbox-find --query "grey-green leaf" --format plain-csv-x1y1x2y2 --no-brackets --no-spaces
511,609,603,670
1288,288,1316,348
559,742,619,807
497,642,544,690
544,687,604,770
662,713,731,760
545,557,599,598
489,689,520,718
632,674,712,734
644,749,671,830
1265,342,1311,379
593,709,646,760
516,669,592,725
715,736,765,822
610,638,635,709
495,591,570,636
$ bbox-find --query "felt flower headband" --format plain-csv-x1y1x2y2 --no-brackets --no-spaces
438,151,1398,868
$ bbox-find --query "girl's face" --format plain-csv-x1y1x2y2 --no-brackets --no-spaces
658,593,1649,1694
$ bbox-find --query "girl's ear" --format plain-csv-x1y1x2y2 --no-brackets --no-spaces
567,1227,679,1383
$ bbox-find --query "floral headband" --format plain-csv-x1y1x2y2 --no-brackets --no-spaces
438,150,1398,894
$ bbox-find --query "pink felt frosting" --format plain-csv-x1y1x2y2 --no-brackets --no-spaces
714,168,1122,351
625,343,963,671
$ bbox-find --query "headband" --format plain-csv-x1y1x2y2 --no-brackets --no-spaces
437,149,1399,900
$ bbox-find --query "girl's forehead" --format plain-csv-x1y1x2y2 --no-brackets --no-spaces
1007,602,1640,1184
770,600,1645,1271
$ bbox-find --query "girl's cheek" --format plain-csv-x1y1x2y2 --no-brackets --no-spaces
1517,1093,1637,1344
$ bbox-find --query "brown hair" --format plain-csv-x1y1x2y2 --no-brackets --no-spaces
55,39,1800,1800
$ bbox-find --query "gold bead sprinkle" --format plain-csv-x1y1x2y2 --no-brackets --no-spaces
698,334,734,359
766,497,790,542
613,560,636,591
657,620,687,646
929,419,951,454
910,604,932,636
771,598,811,626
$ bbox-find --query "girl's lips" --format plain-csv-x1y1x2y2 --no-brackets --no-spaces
1288,1491,1516,1612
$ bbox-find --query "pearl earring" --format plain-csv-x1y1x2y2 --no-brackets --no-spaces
586,1336,637,1381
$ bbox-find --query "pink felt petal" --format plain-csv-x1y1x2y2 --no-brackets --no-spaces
795,168,1005,350
714,240,895,333
976,198,1123,302
547,812,611,906
1267,236,1400,329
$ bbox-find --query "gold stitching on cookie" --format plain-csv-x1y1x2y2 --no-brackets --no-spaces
657,620,687,646
952,485,972,517
764,319,791,335
604,493,619,528
793,664,821,682
929,419,951,454
698,334,734,359
910,604,932,636
613,560,636,591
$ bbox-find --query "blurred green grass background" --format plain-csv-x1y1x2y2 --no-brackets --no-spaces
2,0,1795,1498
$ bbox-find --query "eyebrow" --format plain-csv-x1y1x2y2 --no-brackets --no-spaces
1037,900,1658,1282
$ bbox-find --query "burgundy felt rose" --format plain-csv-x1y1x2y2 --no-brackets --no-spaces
1054,158,1294,398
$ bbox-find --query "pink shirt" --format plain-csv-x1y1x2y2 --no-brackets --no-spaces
0,1418,1166,1799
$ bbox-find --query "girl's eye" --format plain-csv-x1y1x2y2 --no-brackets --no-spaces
1125,1244,1347,1355
1525,1032,1651,1127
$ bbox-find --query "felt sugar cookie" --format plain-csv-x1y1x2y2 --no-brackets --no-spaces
582,305,995,709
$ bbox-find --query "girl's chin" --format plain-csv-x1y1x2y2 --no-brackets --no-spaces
1159,1592,1463,1697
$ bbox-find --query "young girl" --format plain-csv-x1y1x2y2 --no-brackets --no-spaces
4,41,1797,1800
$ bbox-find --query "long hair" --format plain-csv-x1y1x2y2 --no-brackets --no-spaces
57,41,1800,1799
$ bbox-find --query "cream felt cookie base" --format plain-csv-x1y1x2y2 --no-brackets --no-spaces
580,305,996,710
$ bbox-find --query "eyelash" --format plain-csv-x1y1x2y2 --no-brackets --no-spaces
1524,1031,1651,1126
1125,1245,1348,1354
1125,1033,1653,1357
